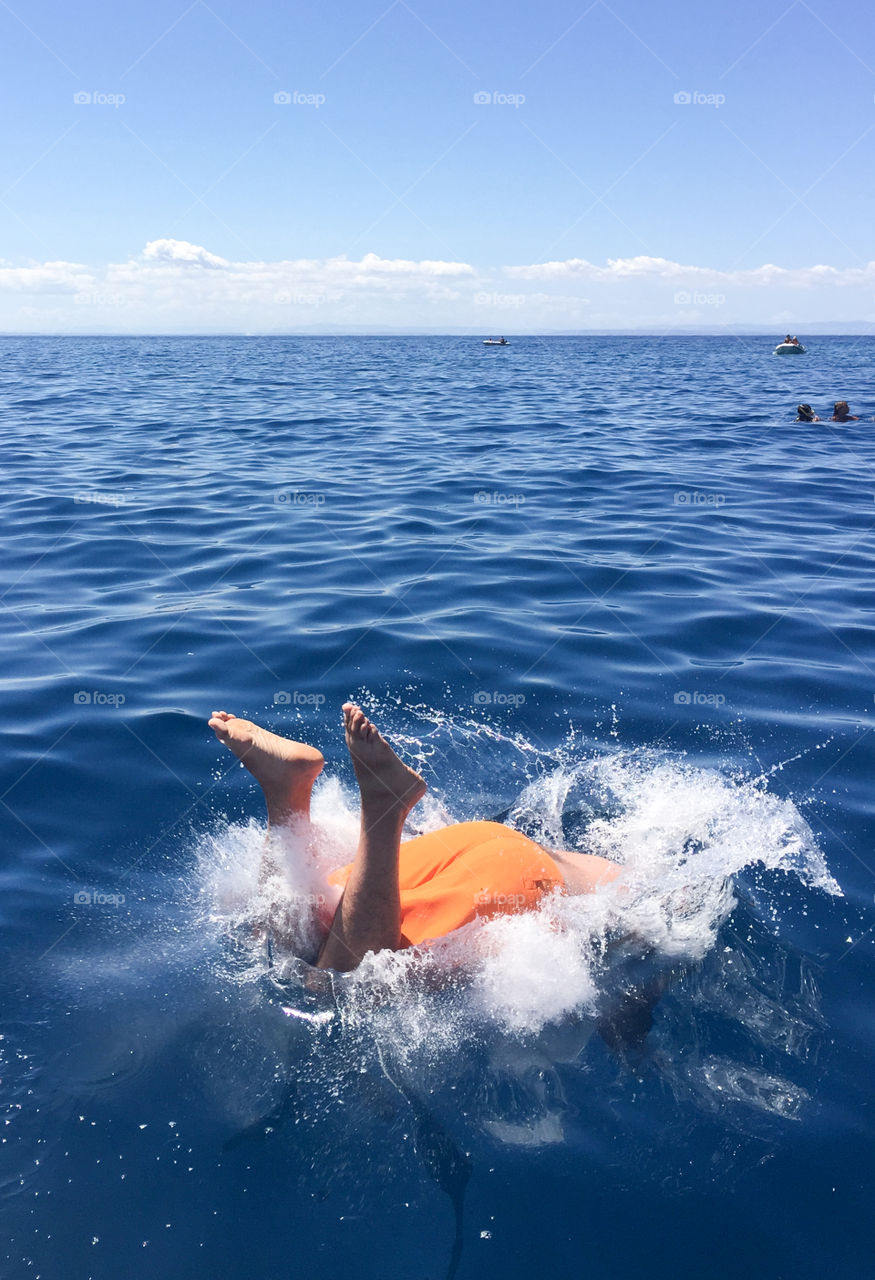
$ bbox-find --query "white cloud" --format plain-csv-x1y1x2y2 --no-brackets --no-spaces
141,238,229,268
89,242,476,315
352,251,474,277
117,241,474,287
505,255,875,288
2,240,875,331
0,260,95,293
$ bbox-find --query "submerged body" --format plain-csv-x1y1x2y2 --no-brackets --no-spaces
208,706,623,970
330,820,563,946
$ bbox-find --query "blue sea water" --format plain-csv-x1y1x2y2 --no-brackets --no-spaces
1,334,874,1280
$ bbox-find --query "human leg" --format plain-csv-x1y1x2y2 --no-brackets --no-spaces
316,704,425,972
208,711,324,829
209,711,328,947
550,848,624,895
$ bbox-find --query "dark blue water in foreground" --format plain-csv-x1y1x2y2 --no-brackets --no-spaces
2,335,874,1280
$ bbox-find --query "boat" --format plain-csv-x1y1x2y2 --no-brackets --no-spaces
775,342,806,354
483,337,509,346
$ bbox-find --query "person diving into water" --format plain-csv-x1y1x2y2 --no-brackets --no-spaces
209,703,624,973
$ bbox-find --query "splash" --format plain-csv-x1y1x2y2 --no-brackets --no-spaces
197,721,839,1066
196,777,354,972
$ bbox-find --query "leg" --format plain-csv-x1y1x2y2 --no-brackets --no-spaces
208,710,324,829
550,849,624,895
316,704,425,973
209,712,327,944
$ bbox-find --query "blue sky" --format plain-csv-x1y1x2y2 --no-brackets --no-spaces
2,0,874,331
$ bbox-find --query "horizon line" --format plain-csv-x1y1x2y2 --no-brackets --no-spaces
2,328,874,339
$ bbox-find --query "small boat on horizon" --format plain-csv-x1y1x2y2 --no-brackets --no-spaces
483,337,509,346
775,338,806,354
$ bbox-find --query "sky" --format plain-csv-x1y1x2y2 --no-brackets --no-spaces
2,0,874,333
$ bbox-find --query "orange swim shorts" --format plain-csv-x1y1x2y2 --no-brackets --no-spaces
328,820,564,947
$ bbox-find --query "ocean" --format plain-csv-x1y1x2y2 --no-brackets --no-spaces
1,333,873,1280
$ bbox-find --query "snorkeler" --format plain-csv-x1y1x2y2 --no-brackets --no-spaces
795,404,820,422
830,401,859,422
208,705,623,972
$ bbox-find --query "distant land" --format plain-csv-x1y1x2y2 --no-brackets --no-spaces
2,324,874,338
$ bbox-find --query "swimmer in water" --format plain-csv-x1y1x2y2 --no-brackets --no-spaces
830,400,859,422
795,404,820,422
209,704,623,972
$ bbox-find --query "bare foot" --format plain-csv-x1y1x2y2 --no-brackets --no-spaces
342,703,426,820
208,711,323,826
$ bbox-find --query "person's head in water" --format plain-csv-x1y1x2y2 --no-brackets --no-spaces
832,400,859,422
796,404,818,422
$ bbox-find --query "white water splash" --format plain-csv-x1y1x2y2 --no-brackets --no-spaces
43,726,843,1154
198,738,840,1043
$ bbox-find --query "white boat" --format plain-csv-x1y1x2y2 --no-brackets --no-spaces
775,342,806,354
483,338,509,346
